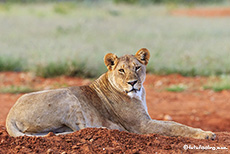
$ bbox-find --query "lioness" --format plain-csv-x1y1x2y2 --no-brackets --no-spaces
6,48,215,139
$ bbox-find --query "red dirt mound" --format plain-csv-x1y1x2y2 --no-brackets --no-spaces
0,72,230,153
0,126,229,154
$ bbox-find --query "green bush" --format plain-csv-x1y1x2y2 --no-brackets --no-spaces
166,84,187,92
204,76,230,92
34,60,94,78
35,62,68,78
0,85,35,94
53,2,77,15
0,57,23,72
114,0,138,4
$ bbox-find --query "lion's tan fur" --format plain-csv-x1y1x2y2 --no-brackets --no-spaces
6,48,215,139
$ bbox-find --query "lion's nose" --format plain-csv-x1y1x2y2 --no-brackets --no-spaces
127,80,137,86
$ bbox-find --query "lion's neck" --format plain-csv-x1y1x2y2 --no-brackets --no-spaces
89,73,150,132
90,73,147,112
89,73,144,105
90,73,128,100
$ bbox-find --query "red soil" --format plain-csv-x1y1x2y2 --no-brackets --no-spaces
171,8,230,17
0,72,230,153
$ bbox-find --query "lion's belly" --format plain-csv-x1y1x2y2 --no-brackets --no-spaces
7,87,126,136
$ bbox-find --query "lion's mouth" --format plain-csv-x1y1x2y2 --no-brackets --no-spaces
125,88,141,94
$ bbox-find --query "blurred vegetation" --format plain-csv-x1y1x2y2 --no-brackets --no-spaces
0,57,24,72
0,0,228,4
0,85,35,94
53,2,77,15
204,76,230,92
34,60,94,78
114,0,228,4
166,84,187,92
0,2,230,78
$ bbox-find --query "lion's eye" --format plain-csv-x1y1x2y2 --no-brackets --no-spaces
135,66,141,71
119,69,125,73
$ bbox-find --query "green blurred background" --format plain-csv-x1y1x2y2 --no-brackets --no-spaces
0,0,230,78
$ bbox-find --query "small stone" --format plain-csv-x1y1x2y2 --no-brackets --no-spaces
47,148,54,154
147,142,152,146
1,139,5,143
163,114,172,121
76,142,83,146
80,138,86,143
15,145,21,150
66,139,72,143
89,138,94,142
155,81,163,87
132,149,139,154
72,145,79,149
46,132,56,137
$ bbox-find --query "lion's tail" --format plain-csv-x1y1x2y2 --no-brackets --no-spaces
6,119,25,137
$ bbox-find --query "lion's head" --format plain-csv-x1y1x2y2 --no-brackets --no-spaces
104,48,150,98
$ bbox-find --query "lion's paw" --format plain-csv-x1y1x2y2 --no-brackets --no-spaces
195,131,216,140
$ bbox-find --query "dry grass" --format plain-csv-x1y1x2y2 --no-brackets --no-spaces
0,2,230,77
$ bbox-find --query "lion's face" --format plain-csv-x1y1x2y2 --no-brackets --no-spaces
104,48,150,98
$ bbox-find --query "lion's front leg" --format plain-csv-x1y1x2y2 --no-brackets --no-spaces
140,120,216,140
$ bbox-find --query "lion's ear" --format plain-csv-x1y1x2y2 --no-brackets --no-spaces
135,48,150,65
104,53,118,71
